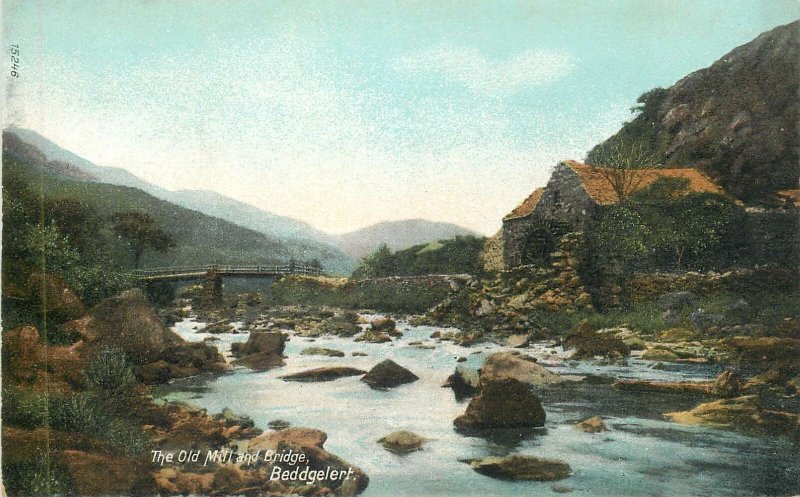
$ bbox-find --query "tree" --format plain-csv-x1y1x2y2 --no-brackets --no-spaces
353,244,395,279
589,140,662,201
110,211,174,268
44,198,101,257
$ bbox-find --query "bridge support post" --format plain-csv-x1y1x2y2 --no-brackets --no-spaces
202,270,223,307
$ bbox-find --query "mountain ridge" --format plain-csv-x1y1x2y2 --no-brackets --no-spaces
2,127,355,274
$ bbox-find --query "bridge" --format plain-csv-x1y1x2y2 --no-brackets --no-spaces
135,264,323,305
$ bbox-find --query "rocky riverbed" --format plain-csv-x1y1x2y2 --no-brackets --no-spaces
155,304,800,497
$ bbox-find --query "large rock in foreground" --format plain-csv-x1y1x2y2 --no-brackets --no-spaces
248,428,369,496
361,360,418,389
231,331,286,370
454,378,546,430
462,455,571,481
281,367,366,382
479,352,564,387
88,288,183,363
59,289,227,383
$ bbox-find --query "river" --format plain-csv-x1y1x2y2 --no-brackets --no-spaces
158,314,799,497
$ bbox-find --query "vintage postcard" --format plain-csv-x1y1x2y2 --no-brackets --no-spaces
2,2,799,496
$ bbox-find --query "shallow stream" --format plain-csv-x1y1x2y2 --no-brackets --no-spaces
159,316,799,497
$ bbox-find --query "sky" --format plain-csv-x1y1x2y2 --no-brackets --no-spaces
3,1,798,235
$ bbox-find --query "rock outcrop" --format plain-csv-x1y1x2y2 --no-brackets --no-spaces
563,322,630,360
453,378,546,430
231,331,286,370
247,428,369,495
575,416,608,433
462,455,571,481
586,21,799,202
377,431,429,454
280,367,367,382
28,272,86,324
361,360,419,389
479,351,564,386
665,395,800,437
301,347,345,357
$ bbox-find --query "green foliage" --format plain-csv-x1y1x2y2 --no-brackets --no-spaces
111,211,175,268
1,386,48,428
86,347,137,395
1,385,151,456
586,87,670,165
270,276,451,314
591,178,745,272
581,301,666,335
353,236,486,279
3,454,74,497
1,163,143,322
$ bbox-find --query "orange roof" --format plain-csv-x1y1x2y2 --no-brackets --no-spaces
504,187,544,220
776,189,800,207
563,160,726,205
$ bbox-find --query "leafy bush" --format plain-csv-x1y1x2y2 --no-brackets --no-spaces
353,235,486,279
86,347,137,394
3,455,73,497
1,386,48,428
2,386,150,456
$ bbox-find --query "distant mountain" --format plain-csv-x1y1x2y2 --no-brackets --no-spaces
5,126,163,193
168,189,352,272
3,127,355,274
586,21,799,204
334,219,477,260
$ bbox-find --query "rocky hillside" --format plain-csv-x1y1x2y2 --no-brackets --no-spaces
587,21,799,203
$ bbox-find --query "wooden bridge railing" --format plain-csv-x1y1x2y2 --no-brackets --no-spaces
134,264,324,278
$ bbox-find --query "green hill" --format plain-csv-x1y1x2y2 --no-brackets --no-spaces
3,160,303,269
3,127,356,274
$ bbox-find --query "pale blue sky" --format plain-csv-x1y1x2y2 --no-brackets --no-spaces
4,1,798,234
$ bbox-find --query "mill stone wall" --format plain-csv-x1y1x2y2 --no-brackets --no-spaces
503,162,598,268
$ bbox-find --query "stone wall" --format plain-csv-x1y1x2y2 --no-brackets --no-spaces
481,230,505,273
743,209,798,266
619,267,798,303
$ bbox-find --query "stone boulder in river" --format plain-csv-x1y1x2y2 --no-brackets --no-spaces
231,331,286,370
369,317,396,332
301,346,345,357
479,351,564,387
454,378,546,430
280,366,367,382
664,395,800,437
361,360,418,389
377,430,429,454
461,455,571,481
575,416,607,433
443,365,480,400
563,321,630,360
